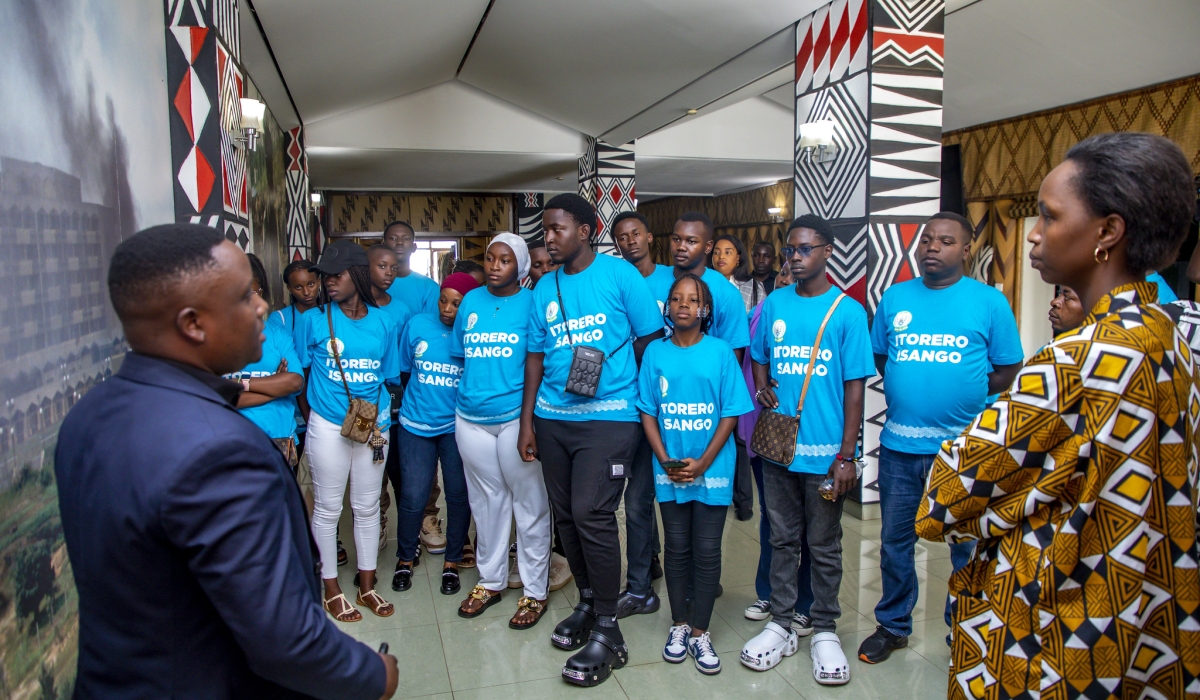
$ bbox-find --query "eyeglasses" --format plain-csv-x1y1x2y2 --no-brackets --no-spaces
781,244,828,258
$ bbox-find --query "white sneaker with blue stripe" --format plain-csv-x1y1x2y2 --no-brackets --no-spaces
688,631,721,675
663,624,691,663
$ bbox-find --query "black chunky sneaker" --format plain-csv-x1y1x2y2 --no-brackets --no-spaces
857,625,908,664
615,589,661,619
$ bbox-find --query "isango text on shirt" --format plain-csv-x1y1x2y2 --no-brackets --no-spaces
891,333,970,364
549,312,608,348
772,344,832,376
415,360,461,387
659,401,716,431
462,331,521,358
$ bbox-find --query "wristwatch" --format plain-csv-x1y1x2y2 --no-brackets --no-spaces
241,378,251,392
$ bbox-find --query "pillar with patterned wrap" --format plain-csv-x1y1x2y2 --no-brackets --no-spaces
578,137,635,256
792,0,945,509
285,126,311,261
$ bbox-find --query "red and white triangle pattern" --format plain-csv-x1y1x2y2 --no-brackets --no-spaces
593,177,635,256
795,0,868,94
171,27,216,213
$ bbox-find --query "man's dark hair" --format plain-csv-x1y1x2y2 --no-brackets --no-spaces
678,211,715,240
1065,132,1194,274
282,259,312,288
367,244,398,260
246,253,270,306
107,223,226,319
927,212,974,243
453,259,485,274
613,211,649,231
753,240,776,254
787,214,833,246
383,221,415,237
528,239,546,250
544,193,598,235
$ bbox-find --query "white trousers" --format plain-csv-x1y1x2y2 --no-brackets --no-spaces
456,416,551,599
308,412,387,579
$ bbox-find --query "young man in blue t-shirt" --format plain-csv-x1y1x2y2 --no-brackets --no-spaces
742,215,873,685
518,194,664,687
858,212,1024,664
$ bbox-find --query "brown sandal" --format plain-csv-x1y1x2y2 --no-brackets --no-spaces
324,593,362,622
458,585,502,618
509,596,548,630
356,589,394,617
459,542,476,568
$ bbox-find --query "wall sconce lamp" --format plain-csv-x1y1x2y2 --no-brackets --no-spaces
767,206,784,223
310,192,323,210
237,98,266,151
798,119,838,163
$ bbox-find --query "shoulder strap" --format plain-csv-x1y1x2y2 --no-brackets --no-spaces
326,304,355,402
795,293,846,413
553,270,573,345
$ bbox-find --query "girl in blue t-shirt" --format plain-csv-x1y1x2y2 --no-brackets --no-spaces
448,234,552,628
268,259,321,453
392,272,479,599
636,274,753,676
225,255,305,465
299,241,400,624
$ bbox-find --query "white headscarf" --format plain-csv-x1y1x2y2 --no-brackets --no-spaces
487,233,531,282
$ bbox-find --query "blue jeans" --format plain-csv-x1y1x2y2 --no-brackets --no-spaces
876,445,975,636
752,456,812,615
623,436,661,596
392,427,470,564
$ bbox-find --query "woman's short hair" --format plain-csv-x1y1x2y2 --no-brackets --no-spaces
712,234,752,281
1065,132,1195,274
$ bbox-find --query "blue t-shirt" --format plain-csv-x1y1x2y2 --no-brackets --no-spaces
391,271,439,316
647,266,751,350
450,287,534,424
374,296,413,346
750,286,874,473
870,277,1024,454
267,305,311,433
1147,271,1178,303
637,336,754,506
224,321,303,440
297,304,400,430
398,314,462,436
529,254,663,422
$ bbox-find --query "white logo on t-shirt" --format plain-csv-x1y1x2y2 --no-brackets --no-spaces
546,301,559,323
772,319,786,343
414,340,429,358
659,376,669,398
465,312,478,331
894,311,912,332
325,338,345,356
657,300,665,314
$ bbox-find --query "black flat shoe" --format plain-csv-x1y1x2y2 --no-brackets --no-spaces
391,563,413,592
649,555,663,581
551,602,596,651
615,589,661,619
858,626,908,664
562,627,628,687
440,568,460,595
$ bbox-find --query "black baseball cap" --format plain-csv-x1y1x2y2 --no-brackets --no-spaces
309,240,369,275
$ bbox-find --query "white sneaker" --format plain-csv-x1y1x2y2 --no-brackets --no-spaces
810,632,850,685
688,631,721,675
663,624,691,663
507,554,523,589
420,515,447,554
744,599,771,621
740,621,798,671
793,613,814,636
547,552,573,592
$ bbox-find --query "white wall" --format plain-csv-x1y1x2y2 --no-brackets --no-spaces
1019,216,1055,358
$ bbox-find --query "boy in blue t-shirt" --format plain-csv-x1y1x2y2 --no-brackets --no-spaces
519,195,663,687
384,221,439,316
858,212,1024,665
742,215,872,685
637,273,753,675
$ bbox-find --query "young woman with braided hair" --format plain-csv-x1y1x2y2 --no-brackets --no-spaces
636,274,753,675
297,241,402,623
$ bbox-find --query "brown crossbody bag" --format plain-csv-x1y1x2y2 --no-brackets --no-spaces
326,304,383,444
749,293,845,465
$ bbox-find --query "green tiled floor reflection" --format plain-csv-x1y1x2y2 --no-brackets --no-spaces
332,487,953,698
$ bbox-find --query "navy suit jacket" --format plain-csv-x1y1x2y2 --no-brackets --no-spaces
56,353,384,699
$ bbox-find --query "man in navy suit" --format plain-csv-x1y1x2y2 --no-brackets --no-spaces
55,224,397,699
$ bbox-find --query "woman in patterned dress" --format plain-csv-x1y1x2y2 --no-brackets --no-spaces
916,132,1200,700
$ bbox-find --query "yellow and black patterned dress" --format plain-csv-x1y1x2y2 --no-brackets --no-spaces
916,282,1200,700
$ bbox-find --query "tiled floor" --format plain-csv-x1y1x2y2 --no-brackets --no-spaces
333,493,954,699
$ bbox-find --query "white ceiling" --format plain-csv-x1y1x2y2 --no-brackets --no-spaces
243,0,1200,195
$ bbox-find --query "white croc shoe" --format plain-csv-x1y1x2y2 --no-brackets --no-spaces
740,621,798,671
810,632,850,685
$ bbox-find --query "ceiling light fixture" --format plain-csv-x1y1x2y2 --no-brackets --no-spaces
236,98,266,151
798,119,838,163
685,109,698,115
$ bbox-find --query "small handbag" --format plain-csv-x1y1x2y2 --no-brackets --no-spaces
749,293,845,465
555,270,629,398
326,304,382,444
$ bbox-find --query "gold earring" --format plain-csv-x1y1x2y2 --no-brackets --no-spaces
1094,245,1109,264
